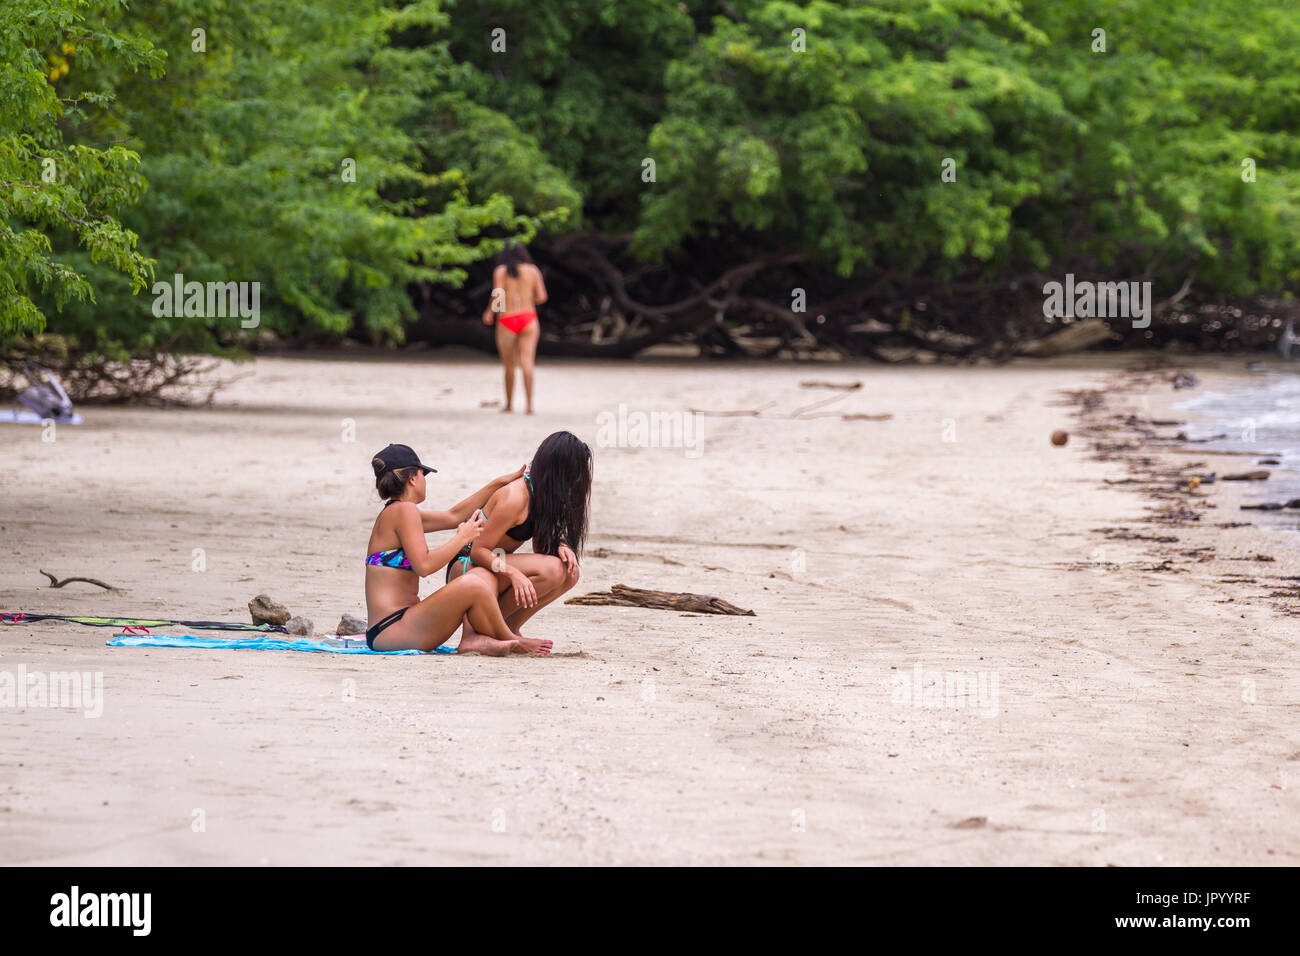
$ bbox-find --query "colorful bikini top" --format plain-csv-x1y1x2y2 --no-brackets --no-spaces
366,546,413,571
366,500,415,572
504,472,534,542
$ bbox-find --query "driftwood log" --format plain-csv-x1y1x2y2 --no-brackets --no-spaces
1016,319,1116,357
566,584,755,616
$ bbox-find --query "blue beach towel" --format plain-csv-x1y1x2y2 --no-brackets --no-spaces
106,634,456,655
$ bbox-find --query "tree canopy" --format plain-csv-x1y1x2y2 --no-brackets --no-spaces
3,0,1298,369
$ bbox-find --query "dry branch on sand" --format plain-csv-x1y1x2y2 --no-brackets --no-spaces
39,570,119,591
1,343,240,405
566,584,755,616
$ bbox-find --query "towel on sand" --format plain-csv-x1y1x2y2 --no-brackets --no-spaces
106,634,456,655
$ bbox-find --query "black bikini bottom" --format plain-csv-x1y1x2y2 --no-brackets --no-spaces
366,607,407,650
445,544,473,583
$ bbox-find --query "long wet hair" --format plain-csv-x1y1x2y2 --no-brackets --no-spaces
528,431,593,557
498,240,534,279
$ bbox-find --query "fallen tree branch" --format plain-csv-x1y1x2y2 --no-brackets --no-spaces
800,380,862,390
566,584,755,616
690,400,780,417
40,569,119,590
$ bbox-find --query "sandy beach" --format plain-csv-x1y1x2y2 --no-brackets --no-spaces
1,352,1296,865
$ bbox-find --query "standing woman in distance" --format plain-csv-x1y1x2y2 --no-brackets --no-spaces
482,241,546,414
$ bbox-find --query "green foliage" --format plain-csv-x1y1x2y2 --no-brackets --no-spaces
1020,1,1300,294
5,0,1300,358
632,0,1300,291
0,0,163,338
41,0,555,355
436,0,695,227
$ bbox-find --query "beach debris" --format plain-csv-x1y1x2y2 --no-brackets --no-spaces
787,392,858,418
842,413,893,421
38,570,118,591
1017,318,1115,357
3,364,83,425
1278,320,1298,358
1149,504,1202,524
285,616,313,636
691,400,779,417
1241,499,1300,511
949,816,988,829
1171,371,1198,389
1222,470,1270,481
336,613,367,636
566,584,755,616
799,380,862,390
691,389,867,420
1051,429,1068,446
1096,527,1179,543
248,594,291,626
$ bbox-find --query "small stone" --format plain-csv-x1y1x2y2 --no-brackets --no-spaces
336,613,367,636
285,616,313,636
249,594,291,626
1050,430,1068,446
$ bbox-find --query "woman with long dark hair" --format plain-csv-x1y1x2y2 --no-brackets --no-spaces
445,431,592,640
481,240,547,414
364,444,552,655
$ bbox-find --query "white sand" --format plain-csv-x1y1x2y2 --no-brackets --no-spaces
0,352,1295,865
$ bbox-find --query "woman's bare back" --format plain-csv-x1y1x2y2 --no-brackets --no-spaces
494,263,545,315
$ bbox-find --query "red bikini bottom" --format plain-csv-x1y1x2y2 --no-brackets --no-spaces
499,311,537,335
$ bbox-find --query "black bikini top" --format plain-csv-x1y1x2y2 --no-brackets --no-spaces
504,473,534,542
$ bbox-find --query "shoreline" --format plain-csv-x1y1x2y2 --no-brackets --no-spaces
1068,359,1299,619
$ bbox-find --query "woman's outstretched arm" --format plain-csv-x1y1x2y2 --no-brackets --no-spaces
421,464,526,532
393,503,484,577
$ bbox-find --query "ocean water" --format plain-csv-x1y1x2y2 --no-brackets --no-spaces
1174,366,1300,536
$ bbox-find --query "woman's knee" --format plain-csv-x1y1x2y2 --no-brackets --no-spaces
537,556,566,589
456,568,497,600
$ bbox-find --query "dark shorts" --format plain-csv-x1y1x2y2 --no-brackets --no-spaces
365,607,407,650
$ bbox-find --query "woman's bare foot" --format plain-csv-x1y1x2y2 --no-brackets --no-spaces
512,634,552,654
456,631,516,656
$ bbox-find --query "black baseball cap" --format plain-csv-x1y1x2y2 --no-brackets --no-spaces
372,443,436,475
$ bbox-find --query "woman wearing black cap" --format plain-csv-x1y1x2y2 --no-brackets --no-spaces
364,444,553,655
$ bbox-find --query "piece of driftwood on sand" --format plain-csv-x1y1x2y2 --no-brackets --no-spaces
566,584,756,616
39,570,120,591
